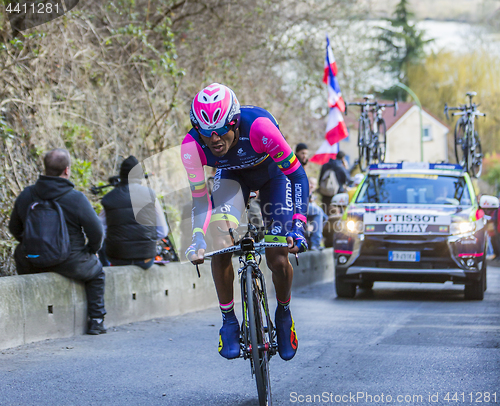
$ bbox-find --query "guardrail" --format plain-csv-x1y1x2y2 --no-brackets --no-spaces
0,249,333,350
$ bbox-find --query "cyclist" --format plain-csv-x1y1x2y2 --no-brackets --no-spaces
181,83,309,361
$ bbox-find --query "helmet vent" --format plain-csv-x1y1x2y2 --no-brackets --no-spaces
201,111,209,122
213,109,220,122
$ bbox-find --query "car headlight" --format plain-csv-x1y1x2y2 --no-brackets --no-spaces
346,220,364,234
450,222,476,235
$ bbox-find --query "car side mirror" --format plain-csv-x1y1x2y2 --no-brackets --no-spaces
479,195,499,209
331,193,349,207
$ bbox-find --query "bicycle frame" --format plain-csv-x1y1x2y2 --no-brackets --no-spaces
444,92,485,177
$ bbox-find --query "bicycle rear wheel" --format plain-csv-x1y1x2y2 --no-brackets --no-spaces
245,265,272,406
471,131,483,178
376,119,387,163
454,120,469,171
358,120,369,172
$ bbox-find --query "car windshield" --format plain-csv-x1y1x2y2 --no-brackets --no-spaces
356,174,472,205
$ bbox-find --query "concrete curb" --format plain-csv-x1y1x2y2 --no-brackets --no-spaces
0,249,333,350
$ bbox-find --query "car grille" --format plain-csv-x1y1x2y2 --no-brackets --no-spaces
356,235,457,269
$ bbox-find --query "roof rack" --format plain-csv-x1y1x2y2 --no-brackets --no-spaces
368,162,464,171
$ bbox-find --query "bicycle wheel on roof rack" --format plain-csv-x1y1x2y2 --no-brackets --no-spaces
470,131,483,178
375,119,387,163
245,265,272,406
454,120,469,171
358,120,370,172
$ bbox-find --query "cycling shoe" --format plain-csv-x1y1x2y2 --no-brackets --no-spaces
275,306,298,361
218,316,241,359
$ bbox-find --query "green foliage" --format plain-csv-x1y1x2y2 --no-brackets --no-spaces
0,117,15,139
71,158,93,190
60,122,93,155
482,153,500,194
376,0,432,87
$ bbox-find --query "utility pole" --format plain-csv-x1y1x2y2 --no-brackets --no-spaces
395,82,424,162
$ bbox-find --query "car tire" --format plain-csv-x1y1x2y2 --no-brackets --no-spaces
464,266,485,301
335,279,356,298
359,281,374,290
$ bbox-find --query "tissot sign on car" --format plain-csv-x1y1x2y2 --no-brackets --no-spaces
364,211,451,234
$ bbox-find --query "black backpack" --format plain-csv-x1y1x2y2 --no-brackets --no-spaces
22,188,71,268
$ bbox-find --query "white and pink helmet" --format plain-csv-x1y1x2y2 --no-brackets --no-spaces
190,83,241,137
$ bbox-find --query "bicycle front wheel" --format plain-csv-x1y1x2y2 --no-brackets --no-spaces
454,120,469,170
376,119,387,163
245,265,272,406
471,131,483,178
358,120,370,171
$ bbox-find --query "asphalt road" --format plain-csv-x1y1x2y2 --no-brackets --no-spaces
1,264,499,406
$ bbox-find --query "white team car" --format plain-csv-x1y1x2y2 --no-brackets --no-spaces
333,163,499,300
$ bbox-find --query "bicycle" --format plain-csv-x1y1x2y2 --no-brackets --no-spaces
345,95,374,172
370,99,398,165
345,96,397,171
194,214,299,406
444,91,485,178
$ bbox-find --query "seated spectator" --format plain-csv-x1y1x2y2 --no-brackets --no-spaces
247,190,265,241
99,156,169,270
9,148,106,335
307,178,327,251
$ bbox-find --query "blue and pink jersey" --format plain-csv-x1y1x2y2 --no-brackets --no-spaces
181,106,309,236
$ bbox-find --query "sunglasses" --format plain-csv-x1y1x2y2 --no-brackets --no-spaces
197,121,236,138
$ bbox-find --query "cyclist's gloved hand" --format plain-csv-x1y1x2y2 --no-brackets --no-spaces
185,232,207,262
286,220,308,253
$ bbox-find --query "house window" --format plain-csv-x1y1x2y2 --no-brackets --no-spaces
423,126,433,141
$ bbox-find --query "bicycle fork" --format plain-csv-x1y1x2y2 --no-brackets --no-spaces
239,262,277,362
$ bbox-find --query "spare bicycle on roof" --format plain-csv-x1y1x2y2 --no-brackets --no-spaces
444,91,485,178
345,95,397,172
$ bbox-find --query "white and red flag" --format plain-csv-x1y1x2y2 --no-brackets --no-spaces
323,34,348,146
309,139,339,165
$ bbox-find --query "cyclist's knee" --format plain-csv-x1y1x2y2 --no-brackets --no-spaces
266,252,290,274
212,252,233,268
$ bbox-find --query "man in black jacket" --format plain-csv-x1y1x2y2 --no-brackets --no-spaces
9,148,106,335
100,156,169,269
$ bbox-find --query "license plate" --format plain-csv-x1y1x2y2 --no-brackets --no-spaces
388,251,420,262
